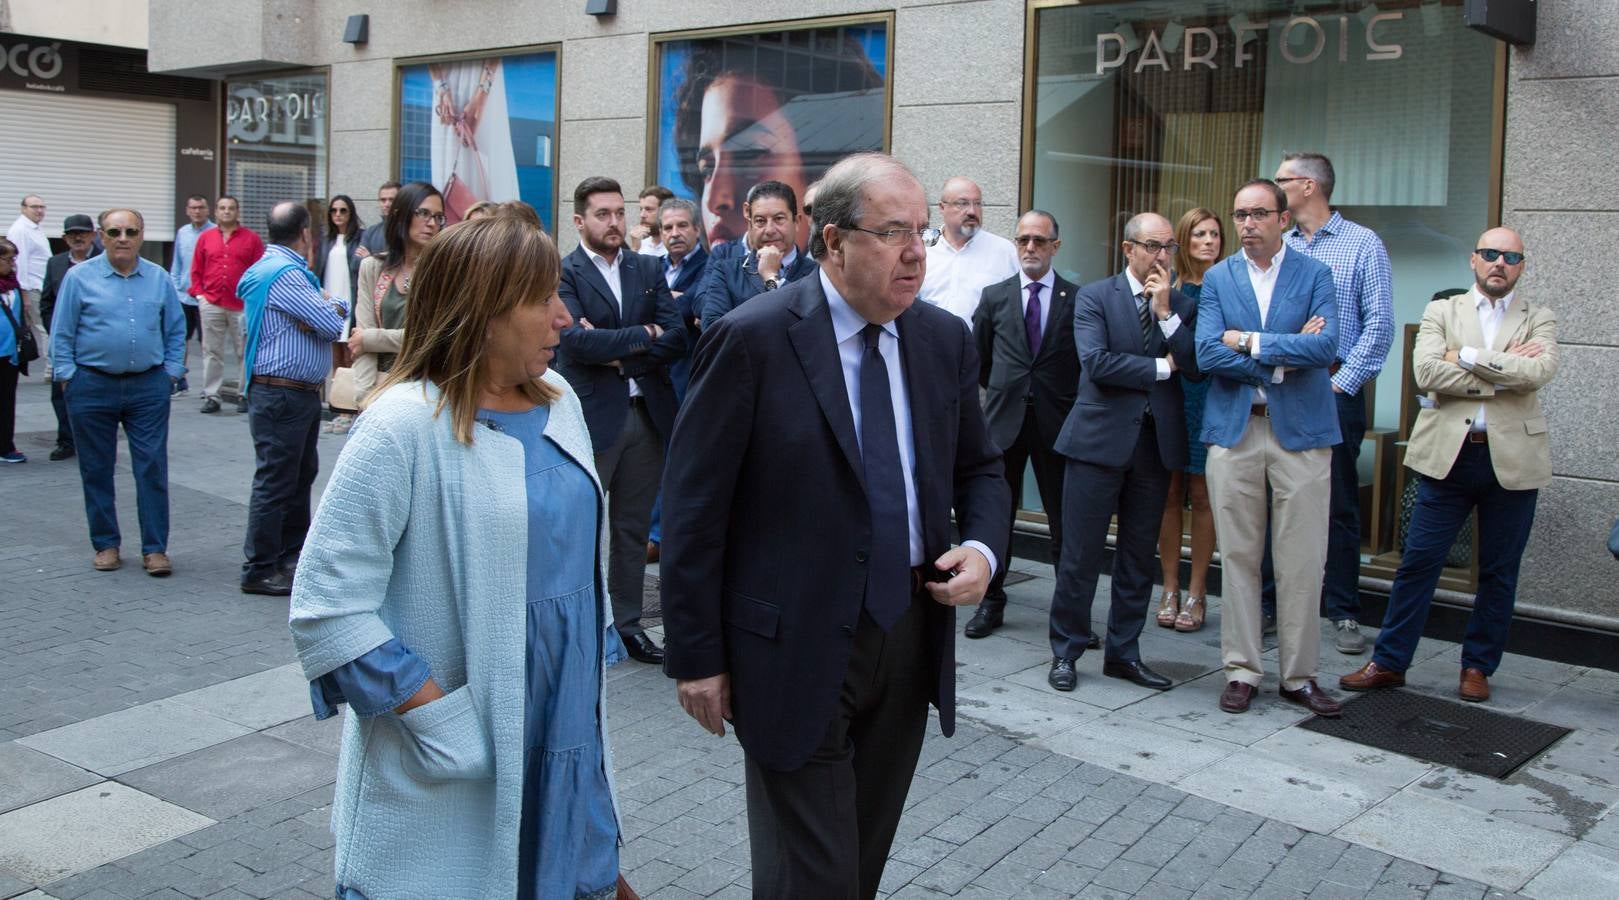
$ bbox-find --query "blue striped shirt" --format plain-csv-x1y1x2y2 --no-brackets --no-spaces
254,245,348,384
49,254,186,381
1284,211,1394,395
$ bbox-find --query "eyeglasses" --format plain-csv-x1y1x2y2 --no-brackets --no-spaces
942,199,983,211
103,227,142,239
1126,239,1179,255
1014,235,1055,248
1231,208,1280,223
331,207,351,215
1273,177,1312,186
1474,248,1525,266
413,208,446,226
845,225,942,248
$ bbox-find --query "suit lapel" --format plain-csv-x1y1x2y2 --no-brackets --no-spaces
896,306,937,517
571,248,622,326
1226,255,1262,329
1494,295,1528,351
1270,252,1302,326
787,281,866,493
1454,293,1486,350
1039,276,1074,360
1112,273,1147,354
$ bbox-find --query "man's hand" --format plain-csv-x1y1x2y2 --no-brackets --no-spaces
347,327,366,356
579,317,594,330
1443,349,1461,365
1332,383,1344,393
1144,261,1172,319
644,323,664,339
677,674,732,737
1506,340,1545,358
1165,353,1177,373
354,245,371,260
1300,316,1325,335
756,245,784,281
295,321,313,334
628,224,651,246
1222,329,1243,350
925,545,992,607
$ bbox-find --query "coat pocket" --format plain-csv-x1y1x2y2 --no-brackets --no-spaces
1524,416,1548,436
394,685,493,783
722,590,780,639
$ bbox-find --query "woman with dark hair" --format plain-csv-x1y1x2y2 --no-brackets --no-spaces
1155,207,1225,632
314,194,364,305
349,181,443,410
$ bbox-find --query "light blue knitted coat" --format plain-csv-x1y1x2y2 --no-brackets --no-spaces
289,374,619,899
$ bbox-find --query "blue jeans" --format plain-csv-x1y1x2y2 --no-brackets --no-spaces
1371,441,1538,675
66,367,171,554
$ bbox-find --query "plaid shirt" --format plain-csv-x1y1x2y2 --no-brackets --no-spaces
1284,211,1393,395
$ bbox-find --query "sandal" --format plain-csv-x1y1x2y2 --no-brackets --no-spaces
1156,590,1180,628
1174,595,1205,633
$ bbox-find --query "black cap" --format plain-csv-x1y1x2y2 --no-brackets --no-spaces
62,214,95,233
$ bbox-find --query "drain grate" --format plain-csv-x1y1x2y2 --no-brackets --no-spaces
1299,689,1570,779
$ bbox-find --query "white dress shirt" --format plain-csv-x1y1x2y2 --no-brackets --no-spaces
638,236,667,258
1122,269,1183,381
1242,245,1289,401
921,229,1020,328
6,215,50,291
322,234,353,303
819,269,998,577
1457,286,1515,432
588,247,641,397
1017,269,1054,339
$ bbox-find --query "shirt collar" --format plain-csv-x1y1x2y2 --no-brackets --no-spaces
187,220,215,234
1289,210,1344,242
1124,267,1146,298
1018,268,1055,293
820,268,896,345
586,246,621,271
1243,243,1286,274
1471,285,1515,313
94,254,144,279
267,244,307,267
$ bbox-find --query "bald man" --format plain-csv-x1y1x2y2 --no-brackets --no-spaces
1342,228,1557,703
1044,212,1201,693
919,177,1019,326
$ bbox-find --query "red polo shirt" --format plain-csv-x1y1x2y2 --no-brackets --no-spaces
189,225,265,311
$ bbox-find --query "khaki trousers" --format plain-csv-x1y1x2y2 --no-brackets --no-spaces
1206,415,1330,691
199,301,244,399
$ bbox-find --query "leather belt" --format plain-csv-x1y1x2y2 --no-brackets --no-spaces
251,374,321,392
1250,404,1270,418
910,566,931,594
81,365,160,379
1465,431,1489,445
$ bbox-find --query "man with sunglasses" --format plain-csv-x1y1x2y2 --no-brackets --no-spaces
1342,229,1557,703
1195,179,1341,717
920,177,1019,327
190,195,264,414
50,208,186,576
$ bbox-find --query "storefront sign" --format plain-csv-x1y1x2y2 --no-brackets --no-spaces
0,37,77,92
226,83,326,145
1097,12,1404,74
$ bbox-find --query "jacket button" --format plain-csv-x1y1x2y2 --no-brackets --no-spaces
855,550,868,563
841,624,854,636
1465,419,1471,425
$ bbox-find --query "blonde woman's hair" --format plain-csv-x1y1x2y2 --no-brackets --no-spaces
1172,207,1223,289
463,200,499,220
374,210,563,444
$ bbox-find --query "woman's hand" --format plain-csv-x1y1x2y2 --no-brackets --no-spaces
348,326,366,356
394,678,446,714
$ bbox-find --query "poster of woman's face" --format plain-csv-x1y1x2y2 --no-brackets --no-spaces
652,20,890,251
398,50,559,231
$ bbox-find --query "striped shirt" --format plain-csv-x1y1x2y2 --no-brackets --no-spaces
1284,211,1393,395
254,245,348,384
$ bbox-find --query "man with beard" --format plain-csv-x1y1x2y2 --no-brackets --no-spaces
555,177,685,664
697,181,818,327
920,177,1019,328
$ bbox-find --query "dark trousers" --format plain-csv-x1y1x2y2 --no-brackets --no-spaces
744,594,930,900
1260,390,1366,620
50,378,73,448
984,405,1066,607
182,303,201,343
66,367,171,553
1048,418,1171,662
243,384,322,582
596,402,663,636
0,358,17,454
1372,441,1537,676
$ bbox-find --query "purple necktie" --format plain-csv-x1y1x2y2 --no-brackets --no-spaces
1025,282,1044,358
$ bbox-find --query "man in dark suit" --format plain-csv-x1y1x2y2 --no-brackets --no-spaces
659,197,708,401
696,180,818,327
965,210,1080,639
40,214,101,461
556,176,685,664
662,153,1009,899
1046,212,1201,693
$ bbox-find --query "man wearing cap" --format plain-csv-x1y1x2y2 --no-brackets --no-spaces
40,215,103,461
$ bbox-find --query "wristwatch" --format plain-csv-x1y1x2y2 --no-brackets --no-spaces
763,277,780,291
1237,332,1252,353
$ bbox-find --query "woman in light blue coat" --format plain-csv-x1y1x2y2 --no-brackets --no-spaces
289,208,628,899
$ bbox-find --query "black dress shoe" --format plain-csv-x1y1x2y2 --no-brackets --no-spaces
241,572,294,596
963,605,1003,639
1087,634,1102,651
49,443,75,461
1102,659,1173,690
622,631,665,664
1048,657,1078,692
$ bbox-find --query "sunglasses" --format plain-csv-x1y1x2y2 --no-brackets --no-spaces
1474,248,1524,266
103,227,142,239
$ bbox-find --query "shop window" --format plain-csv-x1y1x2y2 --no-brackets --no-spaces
224,73,329,234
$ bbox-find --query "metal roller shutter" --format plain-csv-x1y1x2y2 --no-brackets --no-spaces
0,88,176,239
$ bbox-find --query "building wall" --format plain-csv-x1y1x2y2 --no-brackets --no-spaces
4,0,149,50
1501,0,1619,621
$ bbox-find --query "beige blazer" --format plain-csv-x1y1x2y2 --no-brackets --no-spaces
353,256,406,406
1406,289,1559,490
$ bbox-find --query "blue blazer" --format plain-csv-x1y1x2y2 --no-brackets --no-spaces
696,250,819,327
1194,251,1341,452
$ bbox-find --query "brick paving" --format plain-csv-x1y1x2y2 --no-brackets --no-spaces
0,377,1605,899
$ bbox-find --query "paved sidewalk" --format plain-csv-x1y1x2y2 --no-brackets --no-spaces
2,376,1616,900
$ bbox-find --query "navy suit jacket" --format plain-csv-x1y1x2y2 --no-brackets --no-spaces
660,275,1010,772
696,250,819,327
1055,273,1201,469
555,245,686,449
1194,251,1341,452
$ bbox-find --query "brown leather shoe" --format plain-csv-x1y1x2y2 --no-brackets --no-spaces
1279,680,1343,717
646,541,660,564
143,552,173,577
1459,667,1490,702
1340,661,1405,692
1219,680,1256,714
93,548,121,571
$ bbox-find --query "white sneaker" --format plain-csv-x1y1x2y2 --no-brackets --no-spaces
1334,619,1367,655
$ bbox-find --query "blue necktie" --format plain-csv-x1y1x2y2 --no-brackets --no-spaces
1025,282,1044,358
859,323,912,631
